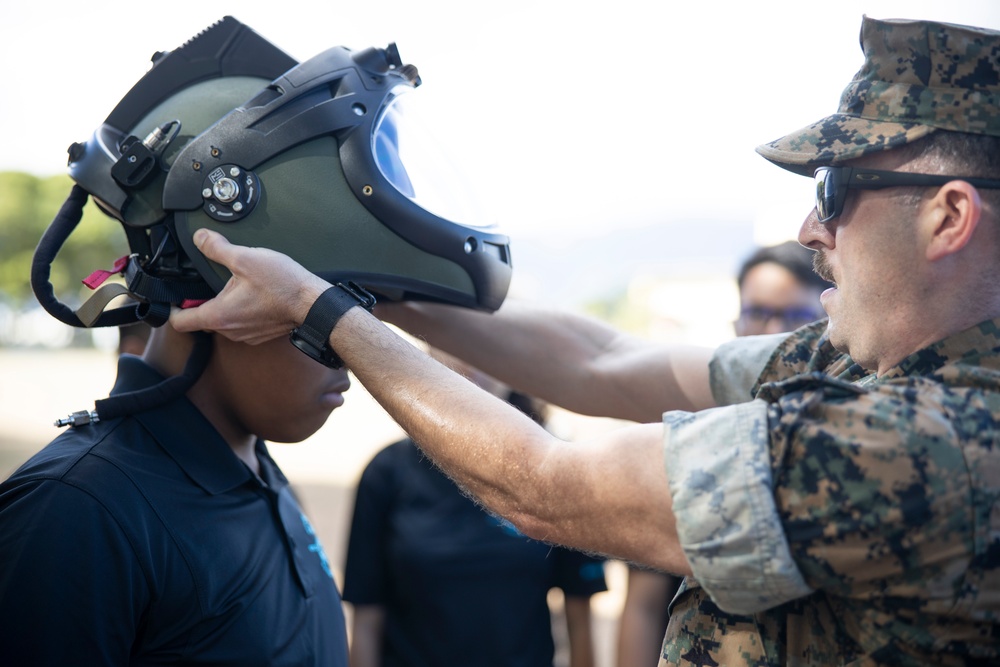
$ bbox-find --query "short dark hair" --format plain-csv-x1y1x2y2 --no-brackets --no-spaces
894,131,1000,215
900,131,1000,178
737,240,831,291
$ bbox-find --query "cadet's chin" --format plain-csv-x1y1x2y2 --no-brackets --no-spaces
257,409,337,444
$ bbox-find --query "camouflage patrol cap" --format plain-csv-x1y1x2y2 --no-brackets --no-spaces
756,16,1000,176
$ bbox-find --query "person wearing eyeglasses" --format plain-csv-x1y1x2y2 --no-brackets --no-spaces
733,240,831,337
171,16,1000,666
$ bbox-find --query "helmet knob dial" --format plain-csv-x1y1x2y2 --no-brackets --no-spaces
201,165,260,222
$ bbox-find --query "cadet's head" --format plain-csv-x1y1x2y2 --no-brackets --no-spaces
34,17,511,425
734,241,829,337
756,17,1000,371
144,324,351,445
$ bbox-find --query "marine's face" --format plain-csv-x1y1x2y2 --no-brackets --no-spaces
797,153,922,371
209,335,351,443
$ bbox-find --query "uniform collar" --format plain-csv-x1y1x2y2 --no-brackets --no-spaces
879,317,1000,389
110,355,287,495
757,316,1000,393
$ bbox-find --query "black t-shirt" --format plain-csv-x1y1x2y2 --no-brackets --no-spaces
343,439,607,667
0,356,348,666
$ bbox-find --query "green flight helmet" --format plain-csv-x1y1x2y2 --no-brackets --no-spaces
34,15,511,332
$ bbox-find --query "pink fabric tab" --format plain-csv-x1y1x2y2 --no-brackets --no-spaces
82,255,129,290
180,299,208,309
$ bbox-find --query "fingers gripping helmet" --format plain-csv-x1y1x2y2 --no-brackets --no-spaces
33,16,511,331
33,17,512,425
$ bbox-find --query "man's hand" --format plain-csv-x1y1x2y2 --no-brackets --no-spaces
169,229,331,344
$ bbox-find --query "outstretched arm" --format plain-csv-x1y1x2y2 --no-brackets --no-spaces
171,230,691,572
166,234,716,422
380,300,715,422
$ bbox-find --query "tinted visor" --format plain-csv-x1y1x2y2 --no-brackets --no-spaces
373,87,495,229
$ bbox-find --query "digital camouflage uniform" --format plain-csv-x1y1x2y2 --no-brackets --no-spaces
757,17,1000,176
662,319,1000,666
659,15,1000,667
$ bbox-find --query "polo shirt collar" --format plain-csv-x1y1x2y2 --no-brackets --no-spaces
110,355,285,495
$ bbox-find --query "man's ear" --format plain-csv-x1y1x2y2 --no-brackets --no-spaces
925,181,983,262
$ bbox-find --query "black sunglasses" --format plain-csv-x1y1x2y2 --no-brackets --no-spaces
813,166,1000,224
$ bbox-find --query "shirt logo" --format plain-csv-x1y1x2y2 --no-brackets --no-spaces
300,513,333,579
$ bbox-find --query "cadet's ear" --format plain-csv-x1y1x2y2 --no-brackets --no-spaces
925,180,982,262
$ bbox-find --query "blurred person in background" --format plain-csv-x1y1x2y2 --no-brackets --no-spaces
733,240,831,337
616,239,830,666
343,348,607,667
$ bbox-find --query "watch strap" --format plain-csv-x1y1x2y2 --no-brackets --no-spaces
289,281,376,368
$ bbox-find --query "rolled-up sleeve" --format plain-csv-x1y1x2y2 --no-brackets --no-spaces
709,333,790,406
663,400,814,614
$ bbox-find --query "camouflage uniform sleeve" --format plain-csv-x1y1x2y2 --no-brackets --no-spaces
663,401,814,614
709,333,792,406
766,376,973,605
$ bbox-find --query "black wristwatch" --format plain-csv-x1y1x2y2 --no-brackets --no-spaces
289,281,377,368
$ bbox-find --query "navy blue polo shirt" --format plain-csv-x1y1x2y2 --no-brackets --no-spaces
0,356,347,666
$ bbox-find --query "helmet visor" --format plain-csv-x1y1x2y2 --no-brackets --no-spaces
373,87,495,229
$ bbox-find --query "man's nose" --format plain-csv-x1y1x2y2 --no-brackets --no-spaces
798,208,834,250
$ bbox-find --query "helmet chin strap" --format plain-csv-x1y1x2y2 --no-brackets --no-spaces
32,186,215,330
56,331,213,428
31,186,141,328
95,331,213,420
32,187,217,427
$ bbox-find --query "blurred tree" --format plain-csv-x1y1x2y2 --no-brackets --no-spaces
0,172,128,308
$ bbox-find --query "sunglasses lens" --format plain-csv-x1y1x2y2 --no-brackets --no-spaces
814,168,836,222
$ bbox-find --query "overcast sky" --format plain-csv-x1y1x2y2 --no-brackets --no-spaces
2,1,998,243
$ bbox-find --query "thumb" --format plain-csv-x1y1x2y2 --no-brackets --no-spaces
168,305,199,333
192,228,234,267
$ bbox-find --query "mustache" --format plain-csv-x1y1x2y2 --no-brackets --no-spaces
813,251,835,284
